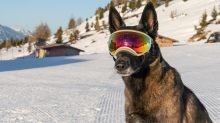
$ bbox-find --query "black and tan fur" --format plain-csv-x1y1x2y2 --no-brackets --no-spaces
109,2,212,123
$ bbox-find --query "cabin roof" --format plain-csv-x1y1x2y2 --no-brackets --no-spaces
36,44,84,52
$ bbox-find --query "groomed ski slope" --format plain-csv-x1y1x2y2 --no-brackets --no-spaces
0,43,220,123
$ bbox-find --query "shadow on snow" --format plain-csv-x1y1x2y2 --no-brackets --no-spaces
0,56,89,72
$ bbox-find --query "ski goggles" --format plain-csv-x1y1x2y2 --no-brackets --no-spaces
108,30,152,56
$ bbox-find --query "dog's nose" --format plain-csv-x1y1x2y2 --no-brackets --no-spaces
115,62,128,71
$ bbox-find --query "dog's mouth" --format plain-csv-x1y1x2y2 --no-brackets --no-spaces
115,66,136,76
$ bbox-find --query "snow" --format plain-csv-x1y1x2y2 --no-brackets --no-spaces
0,0,220,122
0,43,220,122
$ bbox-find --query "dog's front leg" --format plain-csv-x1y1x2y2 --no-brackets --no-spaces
126,114,147,123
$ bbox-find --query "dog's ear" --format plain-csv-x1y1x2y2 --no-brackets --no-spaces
109,6,126,34
138,2,158,39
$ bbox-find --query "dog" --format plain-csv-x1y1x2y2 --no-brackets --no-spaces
108,2,212,123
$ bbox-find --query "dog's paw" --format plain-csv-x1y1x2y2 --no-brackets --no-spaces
127,114,147,123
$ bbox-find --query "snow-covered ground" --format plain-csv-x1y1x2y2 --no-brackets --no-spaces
0,43,220,122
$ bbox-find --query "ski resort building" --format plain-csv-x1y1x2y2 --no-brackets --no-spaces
156,35,179,47
36,44,84,58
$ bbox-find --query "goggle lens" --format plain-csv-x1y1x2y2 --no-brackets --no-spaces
109,30,151,56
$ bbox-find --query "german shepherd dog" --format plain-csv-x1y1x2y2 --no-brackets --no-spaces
108,2,212,123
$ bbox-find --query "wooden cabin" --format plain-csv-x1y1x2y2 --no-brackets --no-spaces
156,35,179,47
36,44,84,58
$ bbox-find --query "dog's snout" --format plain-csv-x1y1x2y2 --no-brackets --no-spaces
115,62,128,71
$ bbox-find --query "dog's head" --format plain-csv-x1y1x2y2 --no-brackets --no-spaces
109,2,160,76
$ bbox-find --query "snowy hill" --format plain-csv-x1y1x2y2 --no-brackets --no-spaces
0,43,219,122
1,0,220,60
47,0,220,55
0,24,32,43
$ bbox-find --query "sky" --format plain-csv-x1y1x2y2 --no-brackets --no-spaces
0,0,111,34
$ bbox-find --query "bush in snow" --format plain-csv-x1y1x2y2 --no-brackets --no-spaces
170,10,177,19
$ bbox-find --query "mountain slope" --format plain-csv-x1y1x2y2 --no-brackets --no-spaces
47,0,220,55
0,24,31,43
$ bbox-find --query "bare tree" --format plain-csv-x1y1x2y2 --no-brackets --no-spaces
77,17,83,25
34,22,51,43
6,39,11,51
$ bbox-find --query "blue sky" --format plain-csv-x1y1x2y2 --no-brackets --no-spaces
0,0,110,33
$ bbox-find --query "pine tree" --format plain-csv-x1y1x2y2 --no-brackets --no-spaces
110,1,115,6
22,39,25,45
136,0,142,9
95,20,100,31
10,37,13,46
2,40,6,48
165,0,169,7
54,27,63,38
121,1,127,13
69,33,74,44
24,36,28,44
152,0,158,8
27,41,32,53
68,17,76,29
85,22,90,32
211,6,217,20
91,22,94,28
56,33,63,43
15,39,19,48
129,0,136,11
199,10,207,27
73,30,79,41
99,10,104,19
219,5,220,15
13,39,16,47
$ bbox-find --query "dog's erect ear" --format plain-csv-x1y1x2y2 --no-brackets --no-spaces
138,2,158,39
109,6,126,34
